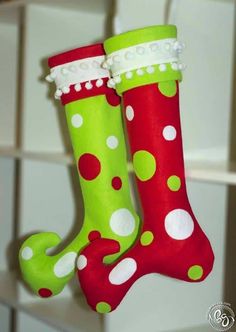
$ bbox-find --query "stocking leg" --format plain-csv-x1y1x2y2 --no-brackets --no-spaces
19,45,140,298
78,82,214,312
77,27,214,313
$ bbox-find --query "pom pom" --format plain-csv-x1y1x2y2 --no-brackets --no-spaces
178,63,186,71
146,66,155,74
159,64,167,72
165,43,171,51
80,63,88,70
125,71,133,79
136,69,144,76
107,58,113,66
45,74,54,83
69,65,77,73
171,63,178,71
173,41,185,53
96,79,103,87
61,68,69,76
107,79,116,88
136,46,145,55
113,55,121,63
125,52,135,60
92,61,100,68
114,76,121,84
55,89,62,99
85,81,93,90
102,61,109,69
62,86,70,94
75,83,82,92
150,43,159,52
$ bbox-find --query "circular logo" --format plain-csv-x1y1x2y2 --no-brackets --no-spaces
208,302,235,331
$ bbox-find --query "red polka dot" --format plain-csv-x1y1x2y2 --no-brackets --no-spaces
88,230,101,242
78,153,101,180
38,288,52,298
112,177,122,190
105,90,121,106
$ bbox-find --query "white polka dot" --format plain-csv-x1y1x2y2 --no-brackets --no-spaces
106,136,119,149
110,208,135,236
163,125,177,141
53,252,77,278
126,105,134,121
71,114,83,128
77,255,87,270
109,258,137,285
21,247,33,260
165,209,194,240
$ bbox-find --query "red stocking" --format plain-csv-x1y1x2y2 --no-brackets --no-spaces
77,25,214,313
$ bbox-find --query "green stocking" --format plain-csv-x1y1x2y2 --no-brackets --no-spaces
19,44,140,298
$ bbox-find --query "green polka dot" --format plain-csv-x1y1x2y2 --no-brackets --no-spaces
188,265,203,280
133,150,156,181
140,231,154,246
158,81,177,97
167,175,181,191
96,301,111,313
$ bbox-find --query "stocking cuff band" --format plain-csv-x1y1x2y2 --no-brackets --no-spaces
104,25,184,94
47,43,111,104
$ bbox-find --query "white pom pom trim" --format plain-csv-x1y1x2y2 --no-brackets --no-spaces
47,55,110,99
